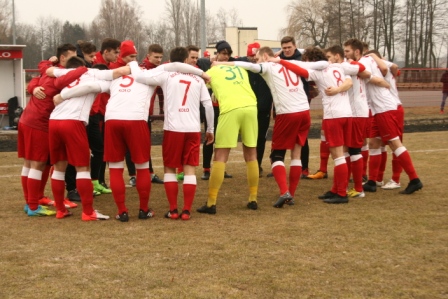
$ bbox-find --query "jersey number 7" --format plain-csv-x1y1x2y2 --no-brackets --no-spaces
179,80,191,106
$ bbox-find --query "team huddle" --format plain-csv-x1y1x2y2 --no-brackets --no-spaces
17,35,423,221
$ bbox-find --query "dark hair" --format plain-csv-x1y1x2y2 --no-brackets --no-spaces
362,41,369,52
364,49,382,58
78,40,96,54
186,45,199,53
56,43,77,60
258,46,274,57
343,38,364,54
66,56,86,68
169,47,189,63
92,63,109,70
217,48,233,56
281,36,296,46
100,38,121,53
148,44,163,54
325,45,344,58
302,47,326,62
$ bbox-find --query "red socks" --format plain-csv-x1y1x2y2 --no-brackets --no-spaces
272,162,288,194
27,169,43,211
164,173,178,211
320,141,330,172
51,170,66,212
136,168,151,211
110,167,127,214
368,148,381,182
333,157,348,196
183,175,197,212
289,160,302,197
394,147,418,180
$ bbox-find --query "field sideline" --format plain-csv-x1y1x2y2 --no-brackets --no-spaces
0,131,447,298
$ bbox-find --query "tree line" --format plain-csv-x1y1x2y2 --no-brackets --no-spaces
281,0,448,67
0,0,242,69
1,0,446,68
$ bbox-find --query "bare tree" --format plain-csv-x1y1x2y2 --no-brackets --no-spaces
214,7,243,40
0,0,11,43
165,0,185,46
281,0,332,48
96,0,143,41
15,23,41,68
46,17,63,55
182,0,200,46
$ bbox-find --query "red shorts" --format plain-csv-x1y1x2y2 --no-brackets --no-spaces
17,122,49,162
347,117,368,148
49,120,90,166
396,105,404,139
371,110,401,143
104,120,150,163
271,111,310,150
162,131,201,168
323,118,352,147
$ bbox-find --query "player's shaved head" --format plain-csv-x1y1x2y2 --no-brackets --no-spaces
257,47,274,57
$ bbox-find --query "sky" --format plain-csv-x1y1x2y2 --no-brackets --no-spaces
13,0,293,41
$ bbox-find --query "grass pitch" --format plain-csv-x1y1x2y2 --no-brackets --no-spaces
0,127,447,298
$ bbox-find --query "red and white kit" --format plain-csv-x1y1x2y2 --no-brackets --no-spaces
132,61,213,217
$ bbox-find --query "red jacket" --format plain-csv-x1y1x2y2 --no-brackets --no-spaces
91,52,119,116
21,63,87,132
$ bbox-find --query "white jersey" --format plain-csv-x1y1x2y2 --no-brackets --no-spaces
359,56,397,115
50,68,113,125
384,60,402,106
258,62,309,114
137,71,211,132
307,64,352,119
233,60,329,115
340,62,369,118
105,74,157,121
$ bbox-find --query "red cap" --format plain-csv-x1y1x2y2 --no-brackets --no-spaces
247,42,260,57
203,50,210,57
120,40,137,58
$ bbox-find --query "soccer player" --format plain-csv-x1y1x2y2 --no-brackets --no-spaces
235,43,273,178
275,47,354,203
278,36,312,179
137,44,166,184
186,45,200,66
76,40,97,67
88,38,121,195
365,50,404,190
196,59,260,214
325,45,372,198
173,44,202,181
132,47,214,220
109,40,141,187
105,59,210,222
196,40,234,181
344,38,423,194
48,57,131,220
216,47,327,207
19,43,86,216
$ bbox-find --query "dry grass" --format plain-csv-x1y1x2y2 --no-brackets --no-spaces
1,130,448,299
